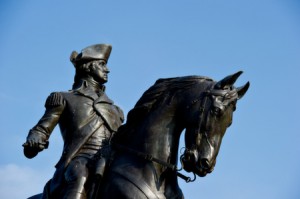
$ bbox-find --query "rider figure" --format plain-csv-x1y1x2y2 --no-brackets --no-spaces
23,44,124,199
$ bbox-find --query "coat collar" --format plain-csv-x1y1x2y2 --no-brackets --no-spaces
72,80,113,104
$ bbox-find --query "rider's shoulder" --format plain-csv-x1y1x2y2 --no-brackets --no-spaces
45,92,65,108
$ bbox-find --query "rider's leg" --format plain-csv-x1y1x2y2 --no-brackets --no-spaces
63,157,89,199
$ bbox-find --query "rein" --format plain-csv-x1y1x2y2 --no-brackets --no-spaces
112,84,237,184
113,143,196,183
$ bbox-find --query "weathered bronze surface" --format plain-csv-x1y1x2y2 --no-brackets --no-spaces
24,44,249,199
23,44,124,199
97,71,249,199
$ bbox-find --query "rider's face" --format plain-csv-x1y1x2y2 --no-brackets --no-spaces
90,60,110,84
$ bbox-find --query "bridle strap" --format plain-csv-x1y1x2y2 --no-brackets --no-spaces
113,142,178,171
111,85,221,184
196,85,215,135
113,142,196,182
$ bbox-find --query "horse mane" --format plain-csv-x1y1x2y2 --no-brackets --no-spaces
114,76,213,142
134,76,212,112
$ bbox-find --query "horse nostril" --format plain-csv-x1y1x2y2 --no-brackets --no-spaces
200,158,210,170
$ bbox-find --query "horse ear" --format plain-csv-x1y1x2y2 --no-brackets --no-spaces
215,71,243,89
237,81,250,99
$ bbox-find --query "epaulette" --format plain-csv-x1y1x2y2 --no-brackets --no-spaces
45,92,64,108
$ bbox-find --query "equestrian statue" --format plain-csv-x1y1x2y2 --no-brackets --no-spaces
23,44,249,199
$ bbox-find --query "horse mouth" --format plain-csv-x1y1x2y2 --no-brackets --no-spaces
194,160,215,177
194,166,214,177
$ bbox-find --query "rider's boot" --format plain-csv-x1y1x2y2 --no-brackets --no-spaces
63,177,87,199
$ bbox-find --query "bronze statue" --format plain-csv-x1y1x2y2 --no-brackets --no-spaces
96,71,249,199
23,44,250,199
23,44,124,199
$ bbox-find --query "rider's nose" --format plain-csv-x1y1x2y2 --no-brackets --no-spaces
105,66,110,73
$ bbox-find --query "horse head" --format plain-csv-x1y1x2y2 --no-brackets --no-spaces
181,71,249,177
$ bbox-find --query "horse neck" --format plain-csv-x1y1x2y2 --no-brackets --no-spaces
130,105,184,165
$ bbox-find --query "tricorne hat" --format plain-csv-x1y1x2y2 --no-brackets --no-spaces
70,44,112,65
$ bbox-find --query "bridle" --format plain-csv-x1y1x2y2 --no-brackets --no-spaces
113,142,196,183
113,83,238,183
181,83,239,178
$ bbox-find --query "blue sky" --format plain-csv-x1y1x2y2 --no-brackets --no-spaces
0,1,299,198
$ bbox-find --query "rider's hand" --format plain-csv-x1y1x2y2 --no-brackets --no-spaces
22,133,48,159
23,135,47,149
